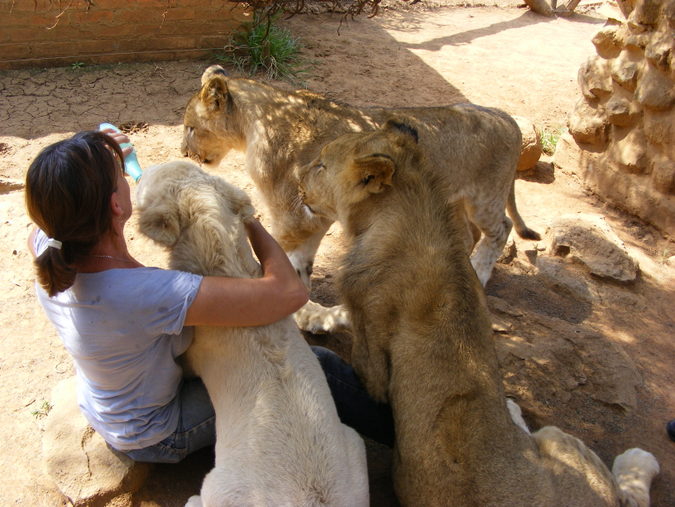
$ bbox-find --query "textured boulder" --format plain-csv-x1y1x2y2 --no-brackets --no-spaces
42,377,150,506
608,128,649,174
651,157,675,195
523,0,554,17
611,48,641,92
578,57,613,100
635,65,675,111
592,25,623,58
555,0,675,236
513,115,543,171
546,213,639,282
605,94,641,127
568,98,608,146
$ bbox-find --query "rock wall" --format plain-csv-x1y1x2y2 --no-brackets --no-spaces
554,0,674,236
0,0,249,70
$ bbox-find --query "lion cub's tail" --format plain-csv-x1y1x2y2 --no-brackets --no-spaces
507,182,540,240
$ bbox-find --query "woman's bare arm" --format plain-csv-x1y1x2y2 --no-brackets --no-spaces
184,218,309,327
28,218,305,327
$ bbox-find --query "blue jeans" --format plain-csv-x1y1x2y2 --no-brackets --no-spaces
123,346,394,463
123,377,216,464
312,346,394,447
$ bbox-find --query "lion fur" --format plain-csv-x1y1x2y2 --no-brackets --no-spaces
136,160,369,507
295,121,658,506
182,65,538,287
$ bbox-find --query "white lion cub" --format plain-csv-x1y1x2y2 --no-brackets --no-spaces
136,160,368,507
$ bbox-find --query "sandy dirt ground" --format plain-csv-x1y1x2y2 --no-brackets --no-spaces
0,2,673,506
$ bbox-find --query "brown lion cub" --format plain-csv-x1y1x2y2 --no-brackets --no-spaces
182,65,538,289
295,120,659,507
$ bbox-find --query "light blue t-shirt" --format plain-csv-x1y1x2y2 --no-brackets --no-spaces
33,231,203,451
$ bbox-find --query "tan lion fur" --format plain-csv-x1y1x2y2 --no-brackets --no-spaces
181,65,538,289
136,160,369,507
294,120,659,506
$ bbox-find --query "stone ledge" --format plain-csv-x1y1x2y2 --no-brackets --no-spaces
42,377,151,506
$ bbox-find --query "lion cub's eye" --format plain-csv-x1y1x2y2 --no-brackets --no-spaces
313,162,325,172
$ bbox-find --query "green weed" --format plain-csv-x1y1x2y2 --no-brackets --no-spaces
69,61,85,71
541,126,564,155
217,14,307,82
31,400,53,419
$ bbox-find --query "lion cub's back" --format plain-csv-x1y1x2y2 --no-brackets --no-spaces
191,321,369,506
248,327,369,505
392,103,522,201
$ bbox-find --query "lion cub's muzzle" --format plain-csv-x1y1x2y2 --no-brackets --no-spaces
181,143,211,165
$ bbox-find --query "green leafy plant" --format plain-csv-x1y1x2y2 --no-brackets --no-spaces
218,13,306,81
541,126,564,155
31,400,53,419
69,61,85,71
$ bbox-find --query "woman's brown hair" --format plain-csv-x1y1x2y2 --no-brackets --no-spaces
25,131,124,296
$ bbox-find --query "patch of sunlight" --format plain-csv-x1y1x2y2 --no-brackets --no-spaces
623,243,675,285
613,330,637,344
380,10,600,107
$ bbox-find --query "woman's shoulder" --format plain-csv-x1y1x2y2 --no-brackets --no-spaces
79,266,202,286
76,267,202,310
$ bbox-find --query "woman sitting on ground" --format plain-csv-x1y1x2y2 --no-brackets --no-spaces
25,129,393,463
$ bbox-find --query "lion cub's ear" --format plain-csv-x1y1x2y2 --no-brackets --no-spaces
384,118,419,145
201,65,228,86
352,155,395,194
199,73,229,113
138,202,181,247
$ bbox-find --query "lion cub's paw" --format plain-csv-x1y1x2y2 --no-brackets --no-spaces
294,300,351,334
184,494,203,507
612,448,659,507
237,203,256,222
222,182,255,221
612,448,660,482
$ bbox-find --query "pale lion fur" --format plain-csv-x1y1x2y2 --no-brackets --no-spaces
181,65,539,291
136,160,368,507
295,120,659,506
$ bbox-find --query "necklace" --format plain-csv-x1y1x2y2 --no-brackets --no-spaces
90,254,137,264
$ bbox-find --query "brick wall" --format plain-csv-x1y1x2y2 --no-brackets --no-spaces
0,0,250,70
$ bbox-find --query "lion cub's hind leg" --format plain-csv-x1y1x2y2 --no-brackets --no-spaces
184,495,203,507
469,213,513,287
294,300,351,334
612,448,660,507
533,426,659,506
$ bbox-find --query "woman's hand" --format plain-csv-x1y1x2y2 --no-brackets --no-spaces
100,128,133,159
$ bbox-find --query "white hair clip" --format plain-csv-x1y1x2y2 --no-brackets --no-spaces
46,238,62,250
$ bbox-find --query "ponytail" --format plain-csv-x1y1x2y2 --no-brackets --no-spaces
34,247,77,297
